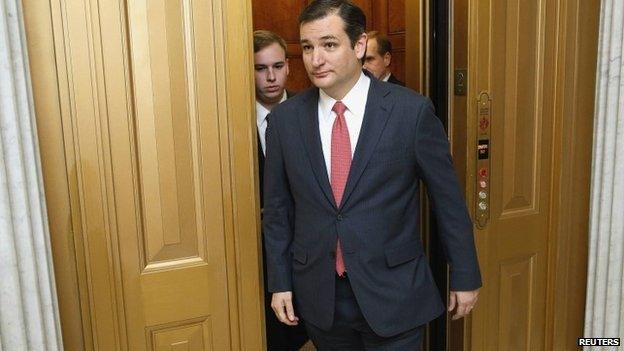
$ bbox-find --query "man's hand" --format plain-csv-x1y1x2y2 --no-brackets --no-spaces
448,290,479,320
271,291,300,326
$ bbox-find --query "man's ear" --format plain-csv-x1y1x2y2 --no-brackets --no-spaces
383,52,391,67
355,33,368,60
285,58,290,76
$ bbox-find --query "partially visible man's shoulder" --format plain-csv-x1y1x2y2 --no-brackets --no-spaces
384,82,432,110
271,87,316,120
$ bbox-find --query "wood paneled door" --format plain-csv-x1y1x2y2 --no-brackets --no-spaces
252,0,406,92
23,0,263,350
451,0,599,350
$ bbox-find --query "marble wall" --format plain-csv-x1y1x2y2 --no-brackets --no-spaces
0,0,63,349
584,0,624,345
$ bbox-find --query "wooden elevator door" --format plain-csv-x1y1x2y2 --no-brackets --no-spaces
23,0,264,350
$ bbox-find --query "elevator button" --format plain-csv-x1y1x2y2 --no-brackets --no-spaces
478,202,488,211
479,168,488,178
480,117,489,131
479,180,488,189
479,191,487,199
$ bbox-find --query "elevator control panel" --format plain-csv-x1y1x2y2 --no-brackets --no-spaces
476,92,491,229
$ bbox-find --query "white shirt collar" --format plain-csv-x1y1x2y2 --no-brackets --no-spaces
381,72,391,82
318,72,370,120
256,90,287,156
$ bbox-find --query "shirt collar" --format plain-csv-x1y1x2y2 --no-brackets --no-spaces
381,72,391,82
319,72,370,118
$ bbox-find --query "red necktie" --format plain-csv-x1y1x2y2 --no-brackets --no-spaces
331,101,350,276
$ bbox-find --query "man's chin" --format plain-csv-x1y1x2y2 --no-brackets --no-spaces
261,91,283,100
310,77,334,89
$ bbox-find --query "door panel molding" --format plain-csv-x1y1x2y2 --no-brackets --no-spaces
498,255,535,350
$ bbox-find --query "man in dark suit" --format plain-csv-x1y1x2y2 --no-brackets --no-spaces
253,30,309,351
263,1,481,349
363,31,405,86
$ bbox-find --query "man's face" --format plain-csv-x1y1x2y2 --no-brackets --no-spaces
254,43,289,106
300,14,367,99
363,38,391,80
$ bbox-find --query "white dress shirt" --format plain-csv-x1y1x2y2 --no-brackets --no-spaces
381,72,391,82
318,72,371,177
256,91,288,155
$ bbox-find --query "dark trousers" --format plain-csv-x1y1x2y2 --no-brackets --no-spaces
262,236,309,351
305,275,424,351
265,301,309,351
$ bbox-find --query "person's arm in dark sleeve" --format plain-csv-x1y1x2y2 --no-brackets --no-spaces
263,111,295,293
413,99,482,291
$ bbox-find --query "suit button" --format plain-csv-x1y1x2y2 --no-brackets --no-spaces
337,214,343,221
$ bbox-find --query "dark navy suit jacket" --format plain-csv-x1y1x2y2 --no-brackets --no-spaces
263,77,481,337
387,73,405,86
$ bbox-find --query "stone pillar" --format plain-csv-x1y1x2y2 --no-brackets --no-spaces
584,0,624,345
0,0,63,349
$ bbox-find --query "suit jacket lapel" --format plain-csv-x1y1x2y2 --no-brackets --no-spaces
298,89,338,209
340,79,393,210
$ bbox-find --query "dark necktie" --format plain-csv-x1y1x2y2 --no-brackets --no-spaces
258,115,269,206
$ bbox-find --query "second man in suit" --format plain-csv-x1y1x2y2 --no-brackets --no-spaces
363,30,404,86
253,30,309,351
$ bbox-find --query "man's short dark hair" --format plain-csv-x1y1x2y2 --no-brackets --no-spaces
367,31,392,55
299,0,366,48
253,30,287,54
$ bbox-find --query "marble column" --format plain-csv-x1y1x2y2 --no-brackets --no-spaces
584,0,624,344
0,0,63,349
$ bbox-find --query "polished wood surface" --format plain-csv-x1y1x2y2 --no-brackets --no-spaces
252,0,405,91
544,0,599,349
23,0,263,349
22,1,90,349
467,0,555,348
369,0,406,84
405,0,428,94
458,0,599,350
252,1,309,91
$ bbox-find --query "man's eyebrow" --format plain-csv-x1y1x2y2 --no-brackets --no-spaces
254,61,285,67
300,35,339,44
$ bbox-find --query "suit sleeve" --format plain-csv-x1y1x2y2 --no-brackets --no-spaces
263,112,295,292
413,100,483,291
